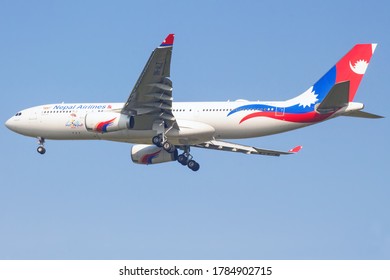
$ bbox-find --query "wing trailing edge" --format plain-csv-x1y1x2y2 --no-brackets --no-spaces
194,140,302,157
121,34,178,130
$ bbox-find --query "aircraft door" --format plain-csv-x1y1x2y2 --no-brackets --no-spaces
275,107,285,117
193,108,200,121
28,111,38,121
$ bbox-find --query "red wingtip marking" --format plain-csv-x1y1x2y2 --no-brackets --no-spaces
289,146,303,153
160,34,175,46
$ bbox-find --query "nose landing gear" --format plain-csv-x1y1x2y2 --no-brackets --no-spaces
37,137,46,154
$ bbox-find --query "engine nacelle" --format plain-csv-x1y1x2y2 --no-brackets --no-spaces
85,112,130,133
131,144,178,165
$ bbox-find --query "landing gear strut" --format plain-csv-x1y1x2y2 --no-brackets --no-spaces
37,137,46,154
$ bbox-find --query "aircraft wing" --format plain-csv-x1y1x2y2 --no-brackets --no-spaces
193,140,302,156
121,34,178,130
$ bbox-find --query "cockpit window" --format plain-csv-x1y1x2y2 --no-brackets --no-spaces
15,112,22,116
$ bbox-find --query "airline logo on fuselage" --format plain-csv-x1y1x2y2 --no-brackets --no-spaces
52,104,108,110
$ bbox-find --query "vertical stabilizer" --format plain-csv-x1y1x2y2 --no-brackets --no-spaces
335,44,377,101
290,44,377,109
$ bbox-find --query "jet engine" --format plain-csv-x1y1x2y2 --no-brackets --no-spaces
131,144,178,165
85,112,130,133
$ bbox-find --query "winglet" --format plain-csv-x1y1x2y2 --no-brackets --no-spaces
160,34,175,47
289,146,303,153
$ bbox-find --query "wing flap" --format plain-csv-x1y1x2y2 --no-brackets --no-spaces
194,140,302,157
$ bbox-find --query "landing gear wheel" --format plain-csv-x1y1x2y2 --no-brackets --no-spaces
177,146,200,171
36,137,46,154
163,141,176,153
177,154,188,166
37,146,46,155
152,135,163,147
187,160,200,172
169,145,176,153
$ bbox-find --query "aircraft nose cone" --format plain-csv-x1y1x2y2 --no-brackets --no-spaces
5,117,15,131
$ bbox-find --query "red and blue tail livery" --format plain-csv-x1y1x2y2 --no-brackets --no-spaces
337,44,376,101
5,35,383,172
228,44,378,124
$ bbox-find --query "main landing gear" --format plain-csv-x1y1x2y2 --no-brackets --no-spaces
37,137,46,155
152,134,200,172
177,147,200,172
152,134,176,153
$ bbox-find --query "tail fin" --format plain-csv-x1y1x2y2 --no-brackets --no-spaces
291,44,377,108
227,44,380,124
335,44,377,101
312,44,381,119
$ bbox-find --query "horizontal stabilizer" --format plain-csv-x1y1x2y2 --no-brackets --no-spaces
194,140,302,157
344,110,384,119
317,81,349,113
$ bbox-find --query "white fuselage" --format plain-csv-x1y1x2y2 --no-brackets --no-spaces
5,100,313,145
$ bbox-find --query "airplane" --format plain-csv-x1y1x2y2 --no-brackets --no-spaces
5,34,383,171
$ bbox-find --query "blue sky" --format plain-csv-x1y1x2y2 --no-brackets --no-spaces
1,0,389,259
